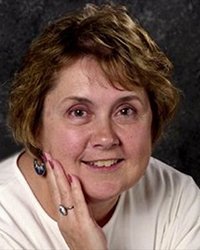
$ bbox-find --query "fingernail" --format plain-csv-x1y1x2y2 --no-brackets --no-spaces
67,174,73,183
43,152,51,161
41,154,47,163
48,160,54,170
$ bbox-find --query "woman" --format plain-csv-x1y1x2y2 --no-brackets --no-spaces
0,3,199,250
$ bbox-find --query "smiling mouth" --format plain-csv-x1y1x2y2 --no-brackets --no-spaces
82,159,123,168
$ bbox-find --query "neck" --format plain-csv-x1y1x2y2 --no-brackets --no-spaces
86,196,119,227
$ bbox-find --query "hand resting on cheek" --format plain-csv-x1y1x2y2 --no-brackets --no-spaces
44,152,108,250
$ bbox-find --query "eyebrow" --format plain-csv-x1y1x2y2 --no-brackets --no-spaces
114,95,144,105
60,96,93,105
60,94,145,107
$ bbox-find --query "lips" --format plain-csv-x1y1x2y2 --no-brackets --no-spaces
82,159,123,168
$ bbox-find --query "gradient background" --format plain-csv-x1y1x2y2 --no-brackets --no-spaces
0,0,200,186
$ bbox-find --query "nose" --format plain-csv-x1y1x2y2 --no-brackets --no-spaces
90,121,120,150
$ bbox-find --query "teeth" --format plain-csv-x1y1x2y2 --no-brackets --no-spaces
87,159,119,168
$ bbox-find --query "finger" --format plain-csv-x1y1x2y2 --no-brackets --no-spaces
45,159,61,206
51,158,73,206
67,174,93,220
52,163,90,220
44,152,72,212
44,152,72,204
45,153,91,220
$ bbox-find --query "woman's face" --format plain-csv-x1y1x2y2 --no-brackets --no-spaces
39,57,152,202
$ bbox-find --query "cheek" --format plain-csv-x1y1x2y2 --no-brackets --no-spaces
41,124,89,159
124,123,151,146
124,124,152,156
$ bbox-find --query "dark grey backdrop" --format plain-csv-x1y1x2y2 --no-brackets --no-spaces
0,0,200,186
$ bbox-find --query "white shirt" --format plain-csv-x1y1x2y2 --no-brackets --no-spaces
0,153,200,250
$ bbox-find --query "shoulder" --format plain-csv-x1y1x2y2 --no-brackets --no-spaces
146,157,198,190
132,157,200,214
0,153,20,186
144,158,200,248
127,157,200,211
113,158,200,249
148,156,200,204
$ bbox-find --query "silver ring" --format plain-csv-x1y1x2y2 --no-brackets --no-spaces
59,204,74,216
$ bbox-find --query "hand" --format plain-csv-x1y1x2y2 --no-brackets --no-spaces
44,153,108,250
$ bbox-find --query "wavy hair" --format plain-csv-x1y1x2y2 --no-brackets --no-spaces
8,3,180,158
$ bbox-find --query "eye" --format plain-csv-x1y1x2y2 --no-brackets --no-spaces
120,107,135,116
69,108,87,118
115,105,138,123
66,105,93,124
117,106,137,117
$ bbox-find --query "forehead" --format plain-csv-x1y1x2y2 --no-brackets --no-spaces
52,56,141,91
42,57,152,118
55,57,111,88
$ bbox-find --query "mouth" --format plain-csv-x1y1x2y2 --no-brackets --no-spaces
82,159,124,168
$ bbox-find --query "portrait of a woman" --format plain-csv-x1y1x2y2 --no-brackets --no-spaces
0,3,199,249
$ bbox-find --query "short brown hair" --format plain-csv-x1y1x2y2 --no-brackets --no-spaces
8,3,180,158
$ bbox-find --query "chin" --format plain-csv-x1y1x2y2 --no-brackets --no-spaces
82,180,126,203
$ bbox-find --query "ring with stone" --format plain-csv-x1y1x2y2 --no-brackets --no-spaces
59,204,74,216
